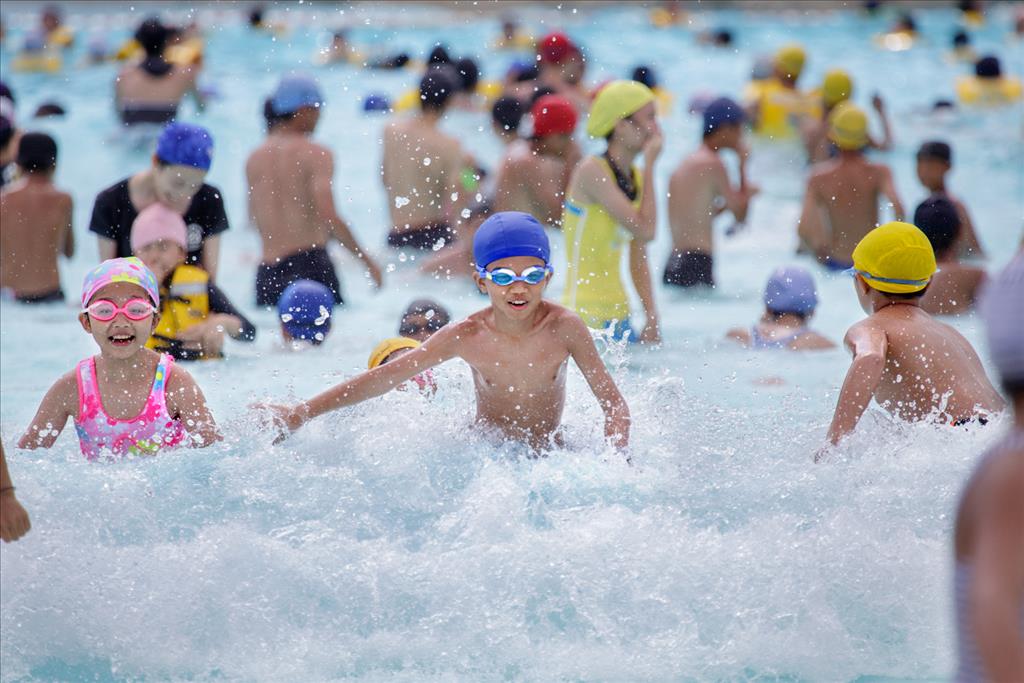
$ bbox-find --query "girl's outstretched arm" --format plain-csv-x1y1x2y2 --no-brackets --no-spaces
18,371,76,449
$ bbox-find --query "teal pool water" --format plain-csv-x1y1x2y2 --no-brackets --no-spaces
0,2,1021,681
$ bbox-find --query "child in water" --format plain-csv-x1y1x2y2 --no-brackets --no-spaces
277,279,335,348
726,266,834,351
18,258,221,458
824,222,1003,449
259,211,631,451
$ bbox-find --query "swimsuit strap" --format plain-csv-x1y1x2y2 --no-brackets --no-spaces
151,353,174,409
76,356,98,416
601,152,638,201
751,325,808,349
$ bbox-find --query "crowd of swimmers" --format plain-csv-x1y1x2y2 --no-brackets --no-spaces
0,4,1022,677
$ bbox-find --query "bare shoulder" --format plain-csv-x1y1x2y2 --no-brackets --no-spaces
164,356,199,394
53,367,80,401
725,327,752,345
791,331,836,350
547,303,593,341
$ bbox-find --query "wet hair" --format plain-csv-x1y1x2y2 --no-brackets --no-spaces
491,96,525,133
454,57,480,93
419,65,458,112
885,285,929,301
16,132,58,173
427,44,451,65
134,17,169,58
0,81,14,105
0,117,14,150
528,86,556,106
248,6,264,26
631,65,658,89
400,299,451,336
33,102,66,118
975,55,1001,78
714,29,733,46
896,13,917,33
914,197,961,256
952,29,970,48
917,140,952,164
514,63,539,83
932,99,956,111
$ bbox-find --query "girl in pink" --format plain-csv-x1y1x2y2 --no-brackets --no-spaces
19,258,221,459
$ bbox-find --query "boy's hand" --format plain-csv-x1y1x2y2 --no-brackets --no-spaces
0,489,31,542
252,403,307,443
871,93,885,113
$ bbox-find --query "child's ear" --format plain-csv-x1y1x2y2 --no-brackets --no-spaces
150,311,161,334
78,312,91,333
473,272,487,295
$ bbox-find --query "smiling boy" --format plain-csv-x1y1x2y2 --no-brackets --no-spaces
260,211,631,450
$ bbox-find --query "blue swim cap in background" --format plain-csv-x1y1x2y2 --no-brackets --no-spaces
271,74,325,115
156,122,214,171
362,93,392,113
473,211,550,270
703,96,745,135
278,279,335,345
764,266,818,315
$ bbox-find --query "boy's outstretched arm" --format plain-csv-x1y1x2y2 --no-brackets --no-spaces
258,324,462,438
17,372,76,449
166,366,222,447
826,322,887,445
563,315,630,449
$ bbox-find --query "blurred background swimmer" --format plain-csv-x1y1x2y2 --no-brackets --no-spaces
277,279,335,349
726,266,835,351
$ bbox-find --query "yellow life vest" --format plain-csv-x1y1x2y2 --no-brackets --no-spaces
394,80,504,112
748,78,819,140
956,76,1023,106
147,265,214,358
13,52,62,73
492,33,536,50
48,26,75,48
561,158,643,328
166,38,204,66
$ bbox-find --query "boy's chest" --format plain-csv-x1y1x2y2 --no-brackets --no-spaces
463,340,569,393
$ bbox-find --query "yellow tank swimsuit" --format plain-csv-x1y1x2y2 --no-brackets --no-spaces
561,157,642,330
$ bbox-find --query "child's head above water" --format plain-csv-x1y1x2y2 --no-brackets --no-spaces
278,279,335,346
913,196,961,259
368,337,420,369
152,122,214,212
847,221,938,311
79,258,161,357
399,298,451,342
763,266,818,320
131,202,188,282
472,211,552,315
16,131,57,175
828,102,868,152
981,255,1024,397
916,140,952,190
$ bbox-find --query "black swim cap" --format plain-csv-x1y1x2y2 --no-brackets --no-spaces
715,29,733,45
975,55,1001,78
631,65,658,89
419,65,458,112
952,30,969,47
33,102,66,118
491,96,525,132
249,6,264,26
917,140,952,164
914,197,961,255
135,17,169,57
454,57,480,93
0,118,13,150
0,81,14,105
428,44,451,65
16,132,58,173
528,86,556,106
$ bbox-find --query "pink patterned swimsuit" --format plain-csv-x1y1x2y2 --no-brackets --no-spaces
74,354,187,459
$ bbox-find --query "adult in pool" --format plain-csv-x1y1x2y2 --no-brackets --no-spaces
953,255,1024,682
258,212,631,452
823,222,1003,449
247,74,382,307
562,80,662,343
797,102,904,270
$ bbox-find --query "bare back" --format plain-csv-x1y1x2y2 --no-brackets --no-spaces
246,132,333,263
0,180,72,296
804,156,893,263
855,305,1003,421
116,63,197,110
668,146,725,253
381,117,463,231
493,148,568,225
920,265,987,315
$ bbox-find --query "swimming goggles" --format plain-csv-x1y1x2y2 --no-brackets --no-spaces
843,267,933,287
477,265,552,286
82,298,157,321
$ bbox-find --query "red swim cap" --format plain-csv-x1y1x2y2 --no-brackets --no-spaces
531,95,578,137
537,31,577,64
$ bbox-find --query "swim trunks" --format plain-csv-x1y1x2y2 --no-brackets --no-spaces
255,246,343,307
119,105,179,126
387,222,455,250
15,288,64,304
663,249,714,287
950,415,989,428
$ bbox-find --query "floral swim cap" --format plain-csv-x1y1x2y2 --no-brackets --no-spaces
81,257,160,308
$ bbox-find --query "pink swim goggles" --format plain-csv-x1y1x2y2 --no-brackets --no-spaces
82,298,157,322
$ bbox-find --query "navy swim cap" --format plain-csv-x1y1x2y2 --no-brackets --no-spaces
156,122,213,171
764,266,818,315
363,93,391,113
473,211,550,269
703,97,746,135
278,279,335,345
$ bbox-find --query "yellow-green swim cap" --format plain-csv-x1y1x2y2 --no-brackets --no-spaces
850,221,937,294
586,80,655,138
828,101,869,151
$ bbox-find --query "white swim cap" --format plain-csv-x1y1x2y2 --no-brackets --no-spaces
981,254,1024,385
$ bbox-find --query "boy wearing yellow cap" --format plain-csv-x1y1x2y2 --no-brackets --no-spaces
797,102,905,270
823,222,1003,447
562,80,663,343
800,69,892,164
745,43,819,139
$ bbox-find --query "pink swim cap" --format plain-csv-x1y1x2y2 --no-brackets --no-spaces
81,257,160,308
130,202,187,254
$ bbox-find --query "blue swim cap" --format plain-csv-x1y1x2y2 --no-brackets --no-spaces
764,266,818,315
363,93,392,113
278,279,335,345
156,122,213,171
472,211,550,269
271,74,324,115
703,96,745,135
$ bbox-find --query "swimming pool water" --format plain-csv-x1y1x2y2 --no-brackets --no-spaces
1,2,1022,680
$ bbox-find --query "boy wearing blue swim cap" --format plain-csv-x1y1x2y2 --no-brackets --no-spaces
725,266,834,351
258,211,631,452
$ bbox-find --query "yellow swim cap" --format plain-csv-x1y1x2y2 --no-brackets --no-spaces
822,68,853,107
368,337,420,369
586,80,656,138
851,222,937,294
775,44,806,78
828,101,869,151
